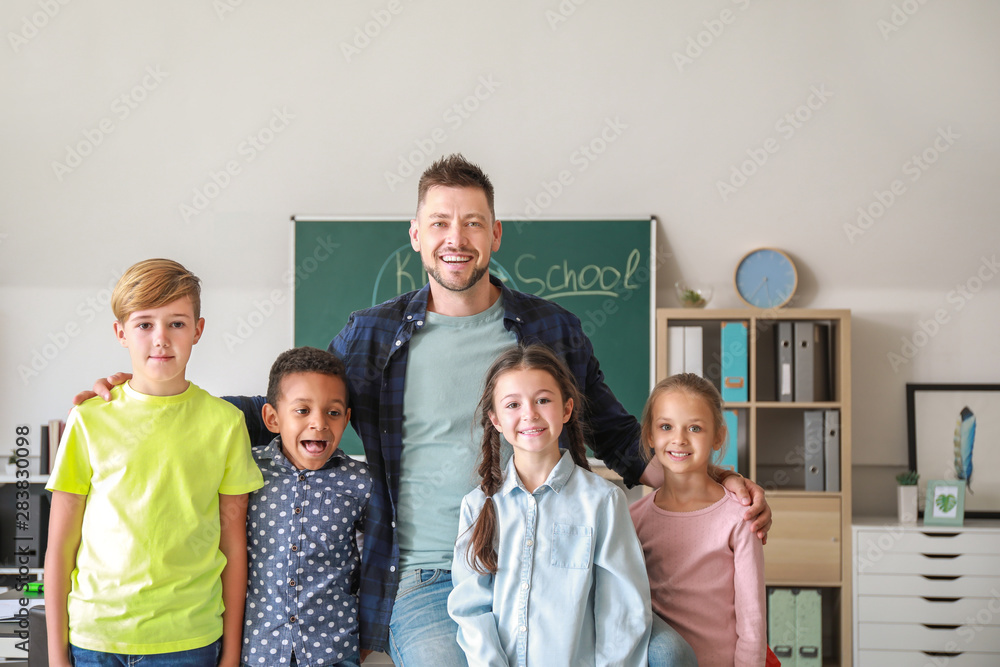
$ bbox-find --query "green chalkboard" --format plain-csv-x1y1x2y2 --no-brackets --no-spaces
294,218,654,455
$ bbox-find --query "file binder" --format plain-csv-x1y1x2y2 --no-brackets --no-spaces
793,322,831,402
683,325,703,377
720,322,748,402
721,409,746,474
667,326,685,376
823,410,840,492
777,322,794,402
767,588,796,664
756,323,777,401
795,589,822,667
803,410,825,492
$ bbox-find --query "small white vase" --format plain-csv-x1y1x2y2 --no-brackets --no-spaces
898,485,918,524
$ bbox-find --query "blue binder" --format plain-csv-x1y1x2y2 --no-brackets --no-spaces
721,322,748,402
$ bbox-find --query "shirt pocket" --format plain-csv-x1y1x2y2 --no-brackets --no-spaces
550,523,593,569
315,491,364,546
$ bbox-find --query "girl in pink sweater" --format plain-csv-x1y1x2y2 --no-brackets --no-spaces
630,373,767,667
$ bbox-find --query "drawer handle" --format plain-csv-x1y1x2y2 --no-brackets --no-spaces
922,597,961,603
921,532,960,538
922,651,963,657
922,553,960,559
922,575,960,581
922,624,960,630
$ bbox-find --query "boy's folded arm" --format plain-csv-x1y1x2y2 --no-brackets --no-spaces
44,490,88,667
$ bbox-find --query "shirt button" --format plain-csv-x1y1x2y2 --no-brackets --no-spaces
406,315,412,320
290,615,297,622
291,544,298,552
416,321,423,326
298,474,306,482
288,579,295,587
395,340,401,346
519,625,527,633
294,507,302,514
521,582,528,590
525,539,533,546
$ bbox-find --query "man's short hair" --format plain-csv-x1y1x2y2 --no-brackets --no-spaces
416,153,495,219
111,258,202,323
266,346,349,407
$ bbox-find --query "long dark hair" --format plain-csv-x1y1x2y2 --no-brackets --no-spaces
466,344,591,574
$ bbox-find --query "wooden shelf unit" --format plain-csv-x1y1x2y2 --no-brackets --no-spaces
656,308,852,665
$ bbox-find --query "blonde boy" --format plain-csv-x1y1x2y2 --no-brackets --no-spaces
45,258,264,667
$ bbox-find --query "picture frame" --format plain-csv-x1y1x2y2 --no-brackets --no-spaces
923,480,966,526
907,383,1000,518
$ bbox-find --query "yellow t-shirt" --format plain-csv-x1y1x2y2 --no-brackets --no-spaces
46,381,265,654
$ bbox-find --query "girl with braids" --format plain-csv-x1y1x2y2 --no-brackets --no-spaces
447,344,651,666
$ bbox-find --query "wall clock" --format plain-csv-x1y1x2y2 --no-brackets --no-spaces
733,248,798,309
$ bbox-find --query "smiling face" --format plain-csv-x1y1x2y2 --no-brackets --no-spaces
488,367,573,462
113,295,204,396
262,372,352,471
409,185,502,297
649,390,725,478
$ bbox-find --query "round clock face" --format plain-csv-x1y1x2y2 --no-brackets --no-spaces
734,248,797,309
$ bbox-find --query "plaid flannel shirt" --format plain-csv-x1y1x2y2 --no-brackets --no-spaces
231,275,646,653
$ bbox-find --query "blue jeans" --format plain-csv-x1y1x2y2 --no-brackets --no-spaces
388,569,467,667
71,640,221,667
647,613,698,667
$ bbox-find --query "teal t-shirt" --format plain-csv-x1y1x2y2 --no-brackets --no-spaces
397,296,517,572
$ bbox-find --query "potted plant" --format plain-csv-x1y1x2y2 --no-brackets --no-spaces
5,451,20,476
896,470,919,524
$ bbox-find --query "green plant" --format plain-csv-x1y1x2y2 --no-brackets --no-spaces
935,493,958,513
680,289,706,307
895,470,920,486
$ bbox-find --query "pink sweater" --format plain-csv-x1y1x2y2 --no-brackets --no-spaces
630,490,766,667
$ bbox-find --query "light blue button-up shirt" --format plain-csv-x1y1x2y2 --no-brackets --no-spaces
448,451,651,667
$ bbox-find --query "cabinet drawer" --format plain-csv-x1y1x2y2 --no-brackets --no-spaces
856,573,1000,597
858,622,1000,652
858,595,1000,625
859,552,999,576
859,650,1000,666
857,528,1000,556
765,496,841,583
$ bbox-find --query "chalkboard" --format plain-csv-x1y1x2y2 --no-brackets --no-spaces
293,218,654,455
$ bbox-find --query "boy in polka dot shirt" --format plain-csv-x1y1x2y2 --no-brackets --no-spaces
242,347,371,667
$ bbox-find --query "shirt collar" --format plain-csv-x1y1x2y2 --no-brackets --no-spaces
405,275,523,329
259,435,348,472
500,450,576,497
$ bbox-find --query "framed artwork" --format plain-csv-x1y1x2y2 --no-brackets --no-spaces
907,383,1000,518
923,480,966,526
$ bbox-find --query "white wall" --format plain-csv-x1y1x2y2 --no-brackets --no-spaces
3,0,998,516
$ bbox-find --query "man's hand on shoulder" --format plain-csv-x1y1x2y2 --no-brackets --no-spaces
72,372,132,405
719,472,772,544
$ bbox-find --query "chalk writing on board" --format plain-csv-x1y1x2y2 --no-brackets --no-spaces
514,248,641,300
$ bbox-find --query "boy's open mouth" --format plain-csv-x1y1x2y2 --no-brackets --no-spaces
300,440,328,454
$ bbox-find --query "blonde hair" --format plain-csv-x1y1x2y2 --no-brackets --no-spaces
639,373,728,463
111,259,202,323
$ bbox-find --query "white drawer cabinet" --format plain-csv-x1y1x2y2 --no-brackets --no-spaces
853,520,1000,667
